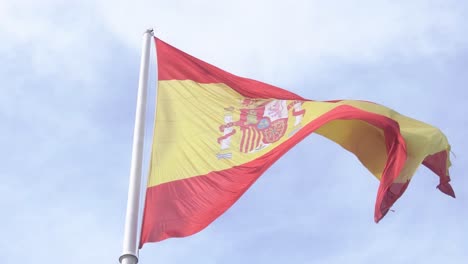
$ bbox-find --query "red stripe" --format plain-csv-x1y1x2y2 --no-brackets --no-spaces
256,130,261,149
250,128,257,152
217,129,236,144
139,105,409,247
154,39,382,107
423,150,455,198
155,38,305,100
244,127,251,153
292,109,306,116
154,38,386,112
239,127,246,152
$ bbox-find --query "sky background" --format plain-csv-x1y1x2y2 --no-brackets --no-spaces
1,0,467,263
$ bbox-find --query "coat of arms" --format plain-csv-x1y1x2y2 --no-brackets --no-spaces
217,99,306,159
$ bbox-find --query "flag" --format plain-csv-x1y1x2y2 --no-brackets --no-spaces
139,37,455,247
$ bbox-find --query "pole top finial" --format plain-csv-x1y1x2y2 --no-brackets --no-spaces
144,28,154,35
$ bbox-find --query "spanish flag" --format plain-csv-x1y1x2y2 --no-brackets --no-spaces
139,38,455,247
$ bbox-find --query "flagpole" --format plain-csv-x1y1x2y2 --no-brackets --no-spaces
119,28,154,264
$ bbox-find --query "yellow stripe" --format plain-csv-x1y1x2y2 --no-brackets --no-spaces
320,100,449,182
148,80,339,187
148,80,450,187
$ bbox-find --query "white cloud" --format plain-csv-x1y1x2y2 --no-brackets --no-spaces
95,0,467,78
0,0,110,86
1,1,467,264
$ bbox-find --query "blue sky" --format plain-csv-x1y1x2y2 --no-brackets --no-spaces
1,0,467,263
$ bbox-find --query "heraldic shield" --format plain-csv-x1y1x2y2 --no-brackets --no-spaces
217,98,306,157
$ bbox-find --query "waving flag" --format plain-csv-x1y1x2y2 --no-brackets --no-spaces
139,37,455,247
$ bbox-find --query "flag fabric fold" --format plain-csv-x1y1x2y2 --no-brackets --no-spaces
139,37,454,248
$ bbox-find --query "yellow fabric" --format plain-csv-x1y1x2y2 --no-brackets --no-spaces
317,101,449,183
148,80,450,187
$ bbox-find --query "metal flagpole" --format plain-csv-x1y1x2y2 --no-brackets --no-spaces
119,28,154,264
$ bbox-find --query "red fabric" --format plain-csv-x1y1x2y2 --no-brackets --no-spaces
156,38,305,100
139,105,408,247
423,150,455,198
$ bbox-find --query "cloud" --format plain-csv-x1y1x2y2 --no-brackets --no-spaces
1,1,467,264
0,1,138,263
96,0,467,78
